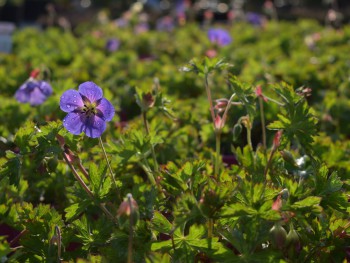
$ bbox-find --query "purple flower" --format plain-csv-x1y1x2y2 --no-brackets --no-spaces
156,16,175,32
246,12,263,26
15,79,52,106
207,28,232,47
60,81,115,138
105,38,120,52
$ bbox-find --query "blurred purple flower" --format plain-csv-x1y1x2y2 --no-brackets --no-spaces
60,81,115,138
135,22,149,34
246,12,263,26
207,28,232,47
15,79,52,106
105,38,120,52
156,16,175,32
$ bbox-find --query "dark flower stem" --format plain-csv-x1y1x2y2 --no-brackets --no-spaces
142,111,159,173
259,97,267,156
9,229,28,246
62,152,116,223
204,75,216,126
208,218,214,238
55,226,62,263
215,132,221,179
98,137,119,192
264,148,277,181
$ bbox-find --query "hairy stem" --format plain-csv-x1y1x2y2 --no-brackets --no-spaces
215,131,221,180
208,218,214,239
98,137,119,193
142,111,159,173
62,152,116,223
205,75,216,127
259,97,267,156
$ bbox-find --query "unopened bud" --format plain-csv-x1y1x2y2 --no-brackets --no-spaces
214,115,223,131
270,223,287,250
142,92,155,109
117,193,139,226
273,130,283,150
286,226,301,257
30,69,40,79
272,195,282,211
214,99,228,112
280,150,297,167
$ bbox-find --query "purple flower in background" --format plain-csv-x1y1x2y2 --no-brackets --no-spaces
60,81,115,138
156,16,175,32
15,79,52,106
246,12,263,26
134,22,149,34
207,28,232,47
105,38,120,52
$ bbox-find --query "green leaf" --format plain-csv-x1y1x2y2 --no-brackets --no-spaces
291,196,321,209
0,236,11,258
151,211,173,234
0,151,21,186
65,201,90,222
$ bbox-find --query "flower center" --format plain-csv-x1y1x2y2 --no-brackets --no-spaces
81,99,98,117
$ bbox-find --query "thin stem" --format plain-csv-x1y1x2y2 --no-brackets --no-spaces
63,153,94,199
140,161,156,186
259,97,267,156
264,148,276,181
247,125,253,151
55,226,62,263
9,229,28,246
208,218,213,238
204,75,216,127
142,111,159,172
63,153,116,223
98,137,119,192
127,195,134,263
77,162,90,180
215,131,221,180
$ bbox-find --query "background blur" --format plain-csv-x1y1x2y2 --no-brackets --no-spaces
0,0,350,29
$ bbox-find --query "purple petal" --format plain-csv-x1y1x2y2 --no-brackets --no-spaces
96,98,115,122
29,87,47,106
60,90,84,113
83,115,107,138
39,81,53,96
78,81,103,103
15,83,31,103
63,112,85,135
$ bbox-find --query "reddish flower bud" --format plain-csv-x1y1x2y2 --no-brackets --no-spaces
273,130,283,149
142,92,155,109
272,195,282,211
214,115,223,131
117,194,139,217
30,69,40,79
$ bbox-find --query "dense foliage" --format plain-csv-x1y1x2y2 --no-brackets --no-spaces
0,17,349,262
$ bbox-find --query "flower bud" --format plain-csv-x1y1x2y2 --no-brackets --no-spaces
286,226,301,257
117,194,139,227
273,130,283,150
269,223,287,249
280,150,297,167
214,115,223,132
30,69,40,79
